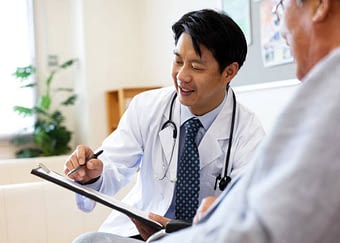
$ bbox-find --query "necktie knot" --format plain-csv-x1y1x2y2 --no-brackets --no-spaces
183,118,201,140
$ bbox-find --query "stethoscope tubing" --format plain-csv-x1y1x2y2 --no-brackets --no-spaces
160,87,236,190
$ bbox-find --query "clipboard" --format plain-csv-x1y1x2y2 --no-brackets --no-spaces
31,163,163,231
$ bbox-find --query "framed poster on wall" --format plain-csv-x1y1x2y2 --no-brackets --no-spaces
259,0,293,66
220,0,252,45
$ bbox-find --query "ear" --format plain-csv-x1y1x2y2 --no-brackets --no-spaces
222,62,239,85
312,0,330,22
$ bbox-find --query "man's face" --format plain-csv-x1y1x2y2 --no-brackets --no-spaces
171,32,229,116
280,0,313,79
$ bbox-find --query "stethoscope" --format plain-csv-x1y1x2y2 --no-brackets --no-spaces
160,87,237,191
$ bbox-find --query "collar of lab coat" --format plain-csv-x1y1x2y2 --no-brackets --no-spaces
158,89,236,180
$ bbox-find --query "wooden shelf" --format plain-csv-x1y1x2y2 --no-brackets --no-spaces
106,86,161,133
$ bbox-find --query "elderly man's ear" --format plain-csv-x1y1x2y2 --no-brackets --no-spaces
312,0,331,22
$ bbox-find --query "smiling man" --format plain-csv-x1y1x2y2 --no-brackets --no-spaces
172,32,238,116
66,9,265,242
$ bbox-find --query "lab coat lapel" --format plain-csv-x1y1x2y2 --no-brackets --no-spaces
199,90,234,169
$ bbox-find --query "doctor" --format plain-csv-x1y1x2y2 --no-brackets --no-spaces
65,9,265,242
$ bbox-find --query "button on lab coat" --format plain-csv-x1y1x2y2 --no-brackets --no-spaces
76,86,265,236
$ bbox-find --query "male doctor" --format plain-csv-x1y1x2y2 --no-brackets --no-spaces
65,9,265,242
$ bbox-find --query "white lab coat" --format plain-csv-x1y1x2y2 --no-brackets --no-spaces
76,86,265,236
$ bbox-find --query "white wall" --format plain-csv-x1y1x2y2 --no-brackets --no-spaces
234,79,300,133
72,0,146,148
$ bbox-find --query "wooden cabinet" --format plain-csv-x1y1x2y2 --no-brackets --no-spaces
105,86,161,133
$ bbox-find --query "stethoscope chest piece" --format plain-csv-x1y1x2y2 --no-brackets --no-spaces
214,174,232,191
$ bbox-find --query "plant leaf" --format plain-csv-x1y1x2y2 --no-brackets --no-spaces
51,111,65,125
13,65,36,80
20,82,36,88
60,59,77,69
38,95,51,110
61,94,77,106
13,106,33,116
33,106,49,116
15,148,42,158
46,70,56,86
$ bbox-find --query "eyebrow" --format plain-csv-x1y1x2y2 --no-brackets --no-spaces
172,49,206,64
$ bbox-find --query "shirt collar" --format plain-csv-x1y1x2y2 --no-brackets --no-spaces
180,90,227,130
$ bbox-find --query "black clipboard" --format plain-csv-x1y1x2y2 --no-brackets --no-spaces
31,164,163,231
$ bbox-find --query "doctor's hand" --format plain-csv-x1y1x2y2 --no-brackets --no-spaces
131,213,170,241
64,145,103,184
193,196,217,224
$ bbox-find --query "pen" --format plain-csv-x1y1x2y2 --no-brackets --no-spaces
67,149,104,176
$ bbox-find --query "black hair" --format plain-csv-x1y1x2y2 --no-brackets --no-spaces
172,9,247,73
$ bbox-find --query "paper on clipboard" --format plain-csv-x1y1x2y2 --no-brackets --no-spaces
31,163,163,231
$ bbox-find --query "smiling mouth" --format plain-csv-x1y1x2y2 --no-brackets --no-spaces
179,86,195,95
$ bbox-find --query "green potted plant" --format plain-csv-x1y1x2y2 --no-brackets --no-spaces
11,58,78,158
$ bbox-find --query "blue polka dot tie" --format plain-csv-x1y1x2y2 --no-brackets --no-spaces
175,118,201,221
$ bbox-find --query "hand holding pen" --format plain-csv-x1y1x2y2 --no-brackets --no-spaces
67,149,104,176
